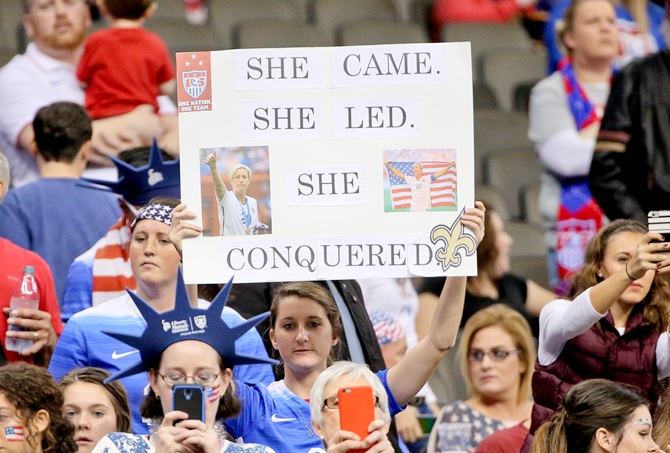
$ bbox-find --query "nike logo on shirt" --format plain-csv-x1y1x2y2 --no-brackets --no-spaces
111,350,139,360
271,414,296,423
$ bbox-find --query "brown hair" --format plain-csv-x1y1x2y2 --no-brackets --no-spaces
59,367,131,433
101,0,154,19
0,363,77,453
652,378,670,448
270,282,343,367
568,219,670,331
141,352,241,422
533,379,648,453
459,304,536,403
558,0,618,53
471,204,499,276
33,102,92,163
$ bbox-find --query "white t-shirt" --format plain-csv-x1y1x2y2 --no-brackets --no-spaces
0,43,178,187
218,190,259,236
0,43,83,187
406,175,433,211
537,288,670,380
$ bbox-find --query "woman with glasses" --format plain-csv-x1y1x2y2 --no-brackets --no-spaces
169,201,486,452
48,198,273,434
89,269,276,453
532,219,670,432
426,304,536,452
309,362,395,453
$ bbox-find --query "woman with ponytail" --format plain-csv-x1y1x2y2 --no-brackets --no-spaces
533,379,661,452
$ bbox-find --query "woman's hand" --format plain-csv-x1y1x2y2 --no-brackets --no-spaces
394,406,424,443
460,201,486,246
324,419,394,453
154,411,219,453
154,411,199,453
3,307,56,356
626,232,670,279
169,203,203,257
204,153,217,170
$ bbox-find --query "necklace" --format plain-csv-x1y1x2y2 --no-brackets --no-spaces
298,406,315,437
149,418,230,442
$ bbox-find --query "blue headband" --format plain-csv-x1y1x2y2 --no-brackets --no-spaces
103,269,278,383
85,138,180,206
131,203,173,229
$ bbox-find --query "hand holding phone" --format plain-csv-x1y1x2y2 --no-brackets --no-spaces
648,210,670,244
338,385,376,453
172,385,205,423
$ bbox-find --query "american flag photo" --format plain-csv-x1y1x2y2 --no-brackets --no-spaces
385,160,457,211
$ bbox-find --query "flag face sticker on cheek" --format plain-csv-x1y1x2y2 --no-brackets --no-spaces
5,426,25,442
205,383,220,403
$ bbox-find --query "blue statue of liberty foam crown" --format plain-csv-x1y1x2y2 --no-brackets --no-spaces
86,138,180,206
103,269,278,383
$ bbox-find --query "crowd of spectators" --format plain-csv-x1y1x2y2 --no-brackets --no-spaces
3,0,670,452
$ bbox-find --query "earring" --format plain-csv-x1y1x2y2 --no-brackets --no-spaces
155,394,160,400
598,273,603,278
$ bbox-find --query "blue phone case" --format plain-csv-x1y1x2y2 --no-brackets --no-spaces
172,384,205,422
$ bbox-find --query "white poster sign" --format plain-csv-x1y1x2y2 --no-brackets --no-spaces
176,43,475,284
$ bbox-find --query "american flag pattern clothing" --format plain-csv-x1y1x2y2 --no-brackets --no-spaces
5,426,24,442
386,161,456,211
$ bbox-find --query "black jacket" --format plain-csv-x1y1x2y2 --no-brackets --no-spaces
589,50,670,222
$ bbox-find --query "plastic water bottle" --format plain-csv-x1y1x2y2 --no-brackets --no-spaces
6,266,40,353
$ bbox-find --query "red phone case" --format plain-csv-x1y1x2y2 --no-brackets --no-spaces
338,385,376,453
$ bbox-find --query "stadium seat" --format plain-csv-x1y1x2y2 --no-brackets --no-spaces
473,110,531,183
235,20,328,48
313,0,399,46
439,21,532,82
209,0,301,49
483,148,541,220
480,47,546,111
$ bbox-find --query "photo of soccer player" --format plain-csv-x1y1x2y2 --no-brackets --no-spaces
199,146,271,236
382,149,457,213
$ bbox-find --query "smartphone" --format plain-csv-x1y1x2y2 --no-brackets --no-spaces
648,210,670,243
338,385,376,453
172,385,205,422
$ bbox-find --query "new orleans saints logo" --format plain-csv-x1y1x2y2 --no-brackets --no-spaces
430,208,476,272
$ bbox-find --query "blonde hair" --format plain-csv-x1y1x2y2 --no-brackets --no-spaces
459,304,536,403
228,164,252,181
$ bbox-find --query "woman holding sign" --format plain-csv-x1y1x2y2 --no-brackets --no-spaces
169,201,486,452
205,152,266,236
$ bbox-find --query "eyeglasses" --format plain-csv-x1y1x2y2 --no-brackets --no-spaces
467,349,521,363
321,394,381,411
156,370,219,387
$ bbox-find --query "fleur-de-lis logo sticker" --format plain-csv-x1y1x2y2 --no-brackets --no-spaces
430,207,476,272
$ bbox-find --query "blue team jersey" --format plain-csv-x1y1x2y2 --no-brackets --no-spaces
225,369,404,453
49,295,274,434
